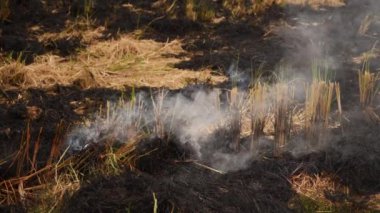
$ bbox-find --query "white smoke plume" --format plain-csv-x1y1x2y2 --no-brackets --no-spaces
278,0,380,79
66,0,380,173
66,89,255,172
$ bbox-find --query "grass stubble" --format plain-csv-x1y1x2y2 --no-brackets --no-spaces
1,60,376,211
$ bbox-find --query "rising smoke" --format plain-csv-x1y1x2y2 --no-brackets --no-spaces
66,89,256,172
278,0,380,157
279,0,380,78
66,0,380,172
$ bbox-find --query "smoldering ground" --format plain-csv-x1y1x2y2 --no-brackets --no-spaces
66,89,257,172
60,1,380,212
66,0,380,173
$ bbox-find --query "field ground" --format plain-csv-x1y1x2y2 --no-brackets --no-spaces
0,0,379,212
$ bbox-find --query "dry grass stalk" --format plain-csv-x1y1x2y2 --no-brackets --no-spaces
31,127,43,172
228,86,242,151
291,172,350,204
335,83,342,117
358,69,379,108
249,82,268,150
185,0,215,22
273,83,294,156
305,81,335,127
47,122,65,166
304,80,340,143
358,14,373,36
151,90,168,139
0,118,141,209
0,37,226,90
223,0,276,17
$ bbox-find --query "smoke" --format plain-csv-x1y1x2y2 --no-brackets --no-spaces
67,92,151,152
278,0,380,79
66,0,380,173
66,89,255,172
277,0,380,156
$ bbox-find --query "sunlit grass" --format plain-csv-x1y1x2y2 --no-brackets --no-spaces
185,0,216,22
358,60,380,108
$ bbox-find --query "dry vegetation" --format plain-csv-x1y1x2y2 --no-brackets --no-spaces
0,37,226,90
0,0,379,212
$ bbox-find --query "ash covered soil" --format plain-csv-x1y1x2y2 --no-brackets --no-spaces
64,135,380,212
1,0,380,212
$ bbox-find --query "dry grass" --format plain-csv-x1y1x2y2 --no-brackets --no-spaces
282,0,345,8
358,63,380,122
229,86,243,151
302,61,342,143
151,90,168,139
185,0,216,22
273,82,294,156
358,14,374,36
358,63,379,108
0,124,141,211
0,98,147,210
0,73,377,210
223,0,278,17
1,0,378,211
291,172,349,203
304,81,340,142
248,82,269,150
0,123,68,208
0,36,227,90
290,172,380,212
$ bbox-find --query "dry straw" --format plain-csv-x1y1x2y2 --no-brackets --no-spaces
248,82,269,150
358,60,380,123
304,62,341,144
273,82,294,156
358,61,379,108
229,86,242,151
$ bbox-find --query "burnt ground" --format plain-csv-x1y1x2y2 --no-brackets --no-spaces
1,0,380,212
63,133,380,212
0,0,285,166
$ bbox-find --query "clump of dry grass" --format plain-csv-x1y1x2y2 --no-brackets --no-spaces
290,172,351,211
248,81,269,150
0,37,226,90
228,86,243,151
0,118,142,211
304,81,340,132
151,90,169,139
0,122,68,208
291,172,348,203
303,62,341,144
0,94,149,210
358,61,380,123
0,55,76,89
289,171,379,212
282,0,345,8
185,0,216,22
0,63,34,88
273,82,294,156
358,61,379,108
223,0,277,17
